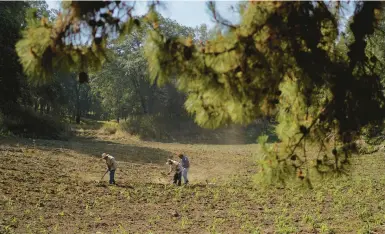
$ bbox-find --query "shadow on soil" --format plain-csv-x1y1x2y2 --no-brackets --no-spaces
119,116,280,145
122,124,279,145
0,136,172,164
137,132,280,145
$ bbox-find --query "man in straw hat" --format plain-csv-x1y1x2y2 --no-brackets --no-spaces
102,153,117,185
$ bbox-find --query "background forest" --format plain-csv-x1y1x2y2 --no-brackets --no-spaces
0,1,270,143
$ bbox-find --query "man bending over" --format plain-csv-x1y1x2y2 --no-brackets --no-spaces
167,159,182,186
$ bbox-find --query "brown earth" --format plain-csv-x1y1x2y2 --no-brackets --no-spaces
2,128,385,233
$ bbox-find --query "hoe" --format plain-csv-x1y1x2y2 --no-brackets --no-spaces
98,169,109,183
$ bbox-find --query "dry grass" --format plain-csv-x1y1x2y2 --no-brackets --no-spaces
1,121,385,233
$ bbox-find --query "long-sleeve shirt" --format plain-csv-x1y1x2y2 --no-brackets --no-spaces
168,160,182,173
180,156,190,168
105,155,117,171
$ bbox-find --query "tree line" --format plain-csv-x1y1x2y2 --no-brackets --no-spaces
2,1,256,142
4,1,385,183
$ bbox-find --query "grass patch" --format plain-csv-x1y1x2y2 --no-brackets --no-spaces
99,122,119,135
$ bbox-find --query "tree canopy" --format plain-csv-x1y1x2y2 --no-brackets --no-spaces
15,1,385,183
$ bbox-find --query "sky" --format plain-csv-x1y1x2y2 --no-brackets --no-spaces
46,0,355,32
45,0,242,29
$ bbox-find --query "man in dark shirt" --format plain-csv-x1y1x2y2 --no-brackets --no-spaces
178,153,190,185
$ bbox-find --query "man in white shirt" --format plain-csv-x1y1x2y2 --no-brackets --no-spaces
167,159,182,186
102,153,117,184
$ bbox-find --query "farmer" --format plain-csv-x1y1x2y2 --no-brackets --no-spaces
178,153,190,185
167,159,182,186
102,153,117,185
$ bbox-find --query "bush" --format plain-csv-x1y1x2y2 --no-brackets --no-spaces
100,126,117,135
1,107,68,140
121,115,161,140
356,123,385,154
0,112,10,137
0,112,3,131
98,121,119,135
105,127,117,135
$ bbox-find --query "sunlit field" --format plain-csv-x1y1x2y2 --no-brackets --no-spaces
2,121,385,233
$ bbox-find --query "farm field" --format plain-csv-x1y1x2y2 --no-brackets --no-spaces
3,1,385,234
1,122,385,234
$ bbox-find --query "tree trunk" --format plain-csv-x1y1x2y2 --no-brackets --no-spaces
34,100,38,112
131,76,147,114
75,83,81,124
139,96,147,114
39,101,44,115
76,113,80,124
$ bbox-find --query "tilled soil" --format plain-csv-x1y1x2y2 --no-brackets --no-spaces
2,137,385,233
0,138,255,233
